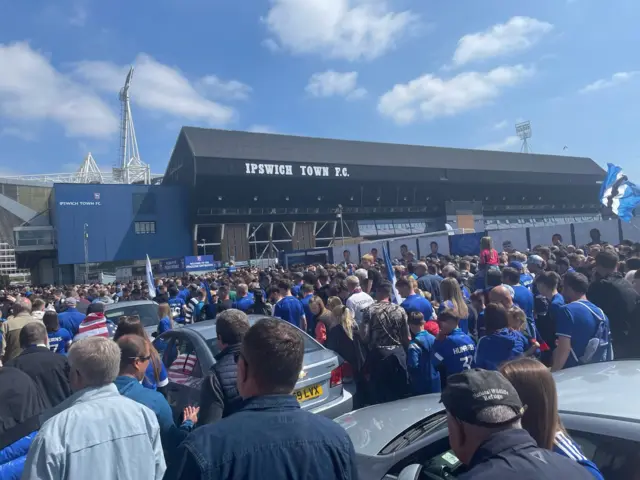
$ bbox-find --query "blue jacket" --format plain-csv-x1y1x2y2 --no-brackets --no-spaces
172,395,358,480
0,431,37,480
474,328,524,371
57,308,86,336
407,331,441,395
458,429,596,480
114,376,192,456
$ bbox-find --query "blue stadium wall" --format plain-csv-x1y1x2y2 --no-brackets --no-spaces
53,184,191,265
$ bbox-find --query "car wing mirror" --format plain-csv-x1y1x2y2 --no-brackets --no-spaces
398,464,422,480
151,331,158,338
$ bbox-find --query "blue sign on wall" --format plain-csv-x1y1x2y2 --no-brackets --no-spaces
160,257,185,273
449,232,486,256
54,184,191,265
184,255,215,271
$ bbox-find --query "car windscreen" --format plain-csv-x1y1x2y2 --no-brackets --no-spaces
104,304,159,327
205,329,322,356
379,412,449,454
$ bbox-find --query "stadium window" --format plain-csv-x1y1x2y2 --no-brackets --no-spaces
132,192,156,215
135,221,156,234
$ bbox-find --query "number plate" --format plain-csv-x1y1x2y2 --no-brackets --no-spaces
293,384,323,402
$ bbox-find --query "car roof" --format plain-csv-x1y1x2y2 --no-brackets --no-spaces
554,360,640,421
182,315,279,339
337,361,640,457
104,300,157,310
335,394,444,457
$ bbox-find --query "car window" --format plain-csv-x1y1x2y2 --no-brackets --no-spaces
105,303,159,327
166,336,203,388
204,329,321,357
569,430,640,479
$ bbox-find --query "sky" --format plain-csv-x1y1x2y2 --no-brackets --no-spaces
1,0,639,180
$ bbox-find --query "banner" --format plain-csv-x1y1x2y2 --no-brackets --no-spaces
388,237,418,261
418,234,450,258
160,257,185,273
528,224,572,250
449,233,484,256
146,255,156,299
488,228,528,253
184,255,215,272
573,220,620,248
332,244,360,266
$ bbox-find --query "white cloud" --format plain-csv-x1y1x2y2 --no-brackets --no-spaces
477,135,520,151
378,65,534,124
73,54,242,126
306,71,367,100
452,17,553,67
0,42,119,138
263,0,418,61
579,71,640,94
493,120,508,130
197,75,252,101
247,124,277,134
0,126,37,141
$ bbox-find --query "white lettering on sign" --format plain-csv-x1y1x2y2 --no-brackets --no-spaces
244,162,348,177
58,201,102,206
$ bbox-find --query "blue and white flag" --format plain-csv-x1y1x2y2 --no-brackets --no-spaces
600,163,640,222
382,243,402,304
146,254,156,299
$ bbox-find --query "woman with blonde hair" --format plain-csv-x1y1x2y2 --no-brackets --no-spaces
408,276,426,298
439,277,477,336
500,358,604,479
157,303,174,336
326,296,343,311
308,296,333,345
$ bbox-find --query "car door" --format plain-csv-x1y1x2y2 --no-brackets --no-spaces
158,332,205,422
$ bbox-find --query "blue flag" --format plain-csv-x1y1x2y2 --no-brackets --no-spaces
600,163,640,222
382,243,402,304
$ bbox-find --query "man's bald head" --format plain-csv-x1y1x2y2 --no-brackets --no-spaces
489,285,513,309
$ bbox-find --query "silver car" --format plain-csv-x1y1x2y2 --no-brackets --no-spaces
153,316,353,420
104,300,160,337
335,361,640,479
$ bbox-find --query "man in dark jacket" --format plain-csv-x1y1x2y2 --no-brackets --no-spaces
587,251,640,359
6,322,71,409
197,309,250,425
443,369,594,479
171,318,358,480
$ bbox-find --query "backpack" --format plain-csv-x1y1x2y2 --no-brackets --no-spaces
571,301,612,365
193,301,206,322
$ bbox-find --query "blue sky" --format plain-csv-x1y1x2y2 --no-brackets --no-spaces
1,0,639,180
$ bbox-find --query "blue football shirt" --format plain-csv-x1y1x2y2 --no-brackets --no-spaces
432,329,476,377
274,295,305,328
401,294,434,321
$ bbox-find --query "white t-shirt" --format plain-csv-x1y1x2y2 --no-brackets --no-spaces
346,291,375,325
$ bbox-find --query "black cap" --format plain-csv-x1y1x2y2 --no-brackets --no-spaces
441,369,524,427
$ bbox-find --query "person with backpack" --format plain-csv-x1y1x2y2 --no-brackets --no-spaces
406,311,440,395
551,272,613,372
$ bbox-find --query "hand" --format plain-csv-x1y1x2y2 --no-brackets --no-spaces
532,341,540,349
183,406,200,424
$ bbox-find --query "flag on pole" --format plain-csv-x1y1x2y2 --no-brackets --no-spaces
600,163,640,222
146,254,156,299
382,243,402,304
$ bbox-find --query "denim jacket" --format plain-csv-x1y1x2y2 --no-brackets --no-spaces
171,394,359,480
22,384,166,480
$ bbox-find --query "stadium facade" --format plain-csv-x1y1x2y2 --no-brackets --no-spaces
5,128,608,284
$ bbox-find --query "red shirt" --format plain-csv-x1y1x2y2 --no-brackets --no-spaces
480,248,499,266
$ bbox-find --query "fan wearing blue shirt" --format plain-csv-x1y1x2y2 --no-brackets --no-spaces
503,267,536,336
432,307,476,386
232,284,254,312
299,284,315,335
407,311,440,395
168,287,186,324
43,310,73,355
291,273,304,299
273,279,307,331
474,303,524,371
552,272,613,372
397,278,434,321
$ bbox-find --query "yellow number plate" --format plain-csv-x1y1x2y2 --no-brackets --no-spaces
293,384,323,402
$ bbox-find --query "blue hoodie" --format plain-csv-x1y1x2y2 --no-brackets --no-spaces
474,328,524,371
407,331,441,395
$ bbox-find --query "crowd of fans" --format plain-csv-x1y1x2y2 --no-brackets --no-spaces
0,232,638,478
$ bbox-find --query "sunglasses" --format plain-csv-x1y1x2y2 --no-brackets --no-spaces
127,355,151,362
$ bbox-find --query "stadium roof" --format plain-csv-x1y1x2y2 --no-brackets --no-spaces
176,127,604,176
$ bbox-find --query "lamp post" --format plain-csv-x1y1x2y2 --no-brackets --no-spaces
83,223,89,284
336,204,345,246
201,238,207,255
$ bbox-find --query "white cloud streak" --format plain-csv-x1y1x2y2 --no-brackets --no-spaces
72,54,246,126
263,0,418,61
306,71,367,100
452,16,553,67
477,135,520,151
0,42,119,138
579,71,640,94
378,65,534,125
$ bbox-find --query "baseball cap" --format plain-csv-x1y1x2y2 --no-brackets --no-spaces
441,369,525,427
527,255,544,266
65,297,77,306
508,261,524,271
